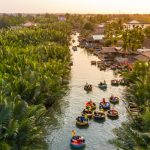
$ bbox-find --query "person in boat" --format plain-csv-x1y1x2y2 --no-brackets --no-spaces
104,80,106,84
102,98,106,104
100,82,102,85
89,99,93,106
110,94,114,100
72,130,76,137
85,82,88,87
84,114,88,120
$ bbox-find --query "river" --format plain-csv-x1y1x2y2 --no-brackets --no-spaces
47,33,127,150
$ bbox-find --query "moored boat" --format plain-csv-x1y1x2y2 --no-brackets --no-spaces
111,80,119,86
72,46,77,51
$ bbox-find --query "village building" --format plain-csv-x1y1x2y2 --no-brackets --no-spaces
94,23,105,34
123,20,150,30
58,16,66,21
22,22,37,27
134,51,150,61
85,34,104,51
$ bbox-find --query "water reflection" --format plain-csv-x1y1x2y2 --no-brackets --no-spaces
47,33,127,150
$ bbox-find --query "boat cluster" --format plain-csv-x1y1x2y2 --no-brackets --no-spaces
84,79,128,93
71,97,119,149
76,98,119,127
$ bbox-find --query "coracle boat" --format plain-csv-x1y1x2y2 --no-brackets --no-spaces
128,102,139,116
98,82,107,90
111,80,119,86
109,96,119,104
86,101,96,110
72,46,77,51
70,136,85,149
91,61,96,65
82,109,93,119
107,109,119,119
111,65,117,70
84,84,92,91
93,111,105,121
76,116,89,126
99,101,110,110
119,79,128,86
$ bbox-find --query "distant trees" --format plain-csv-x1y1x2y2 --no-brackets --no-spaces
122,28,144,53
144,26,150,38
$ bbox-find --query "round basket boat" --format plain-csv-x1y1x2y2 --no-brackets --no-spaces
82,110,93,119
111,65,117,70
111,80,119,86
107,109,119,119
86,102,96,110
109,97,119,104
99,102,110,110
76,117,89,126
84,85,92,91
93,111,105,121
70,136,85,149
98,83,107,90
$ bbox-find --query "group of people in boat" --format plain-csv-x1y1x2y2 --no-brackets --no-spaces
84,83,92,91
99,80,106,85
70,130,85,148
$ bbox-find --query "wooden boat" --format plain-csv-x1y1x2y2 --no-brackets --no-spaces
93,111,105,121
107,109,119,119
99,101,110,110
111,80,119,86
91,61,96,65
86,101,96,110
82,109,93,119
98,83,107,90
76,116,89,126
72,46,77,51
109,96,119,104
84,84,92,91
128,102,139,116
70,136,85,149
119,79,128,86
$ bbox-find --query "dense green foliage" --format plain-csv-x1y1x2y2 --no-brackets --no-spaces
1,16,72,149
111,61,150,150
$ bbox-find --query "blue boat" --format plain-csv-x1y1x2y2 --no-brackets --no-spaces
99,102,110,109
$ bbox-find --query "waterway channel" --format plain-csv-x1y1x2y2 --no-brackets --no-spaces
47,33,127,150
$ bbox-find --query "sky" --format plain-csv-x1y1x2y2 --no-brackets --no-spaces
0,0,150,14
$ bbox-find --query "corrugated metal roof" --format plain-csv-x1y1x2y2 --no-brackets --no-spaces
92,35,104,41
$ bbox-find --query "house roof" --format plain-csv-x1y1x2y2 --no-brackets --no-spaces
142,51,150,58
23,22,36,27
92,35,104,40
128,20,140,24
134,54,148,61
101,47,116,53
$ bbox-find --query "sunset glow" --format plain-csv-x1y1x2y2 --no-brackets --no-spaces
0,0,150,14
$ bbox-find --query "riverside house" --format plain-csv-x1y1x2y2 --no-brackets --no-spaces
123,20,150,30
